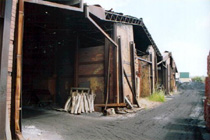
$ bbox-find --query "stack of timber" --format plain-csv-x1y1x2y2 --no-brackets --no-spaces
64,88,96,114
204,51,210,131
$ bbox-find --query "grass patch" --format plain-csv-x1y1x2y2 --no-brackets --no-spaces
148,90,165,102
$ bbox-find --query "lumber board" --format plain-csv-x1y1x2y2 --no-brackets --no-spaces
64,97,71,111
125,96,133,109
95,103,127,107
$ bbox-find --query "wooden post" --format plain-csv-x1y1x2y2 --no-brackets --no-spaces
130,42,137,103
15,0,24,136
113,25,119,104
105,44,111,110
104,39,109,103
74,34,79,87
123,68,140,107
118,36,125,103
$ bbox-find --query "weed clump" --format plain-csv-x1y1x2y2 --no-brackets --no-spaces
148,90,165,102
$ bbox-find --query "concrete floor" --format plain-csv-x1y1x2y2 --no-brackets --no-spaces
22,82,210,140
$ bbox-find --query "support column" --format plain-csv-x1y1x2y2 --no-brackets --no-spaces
14,0,24,137
0,0,12,139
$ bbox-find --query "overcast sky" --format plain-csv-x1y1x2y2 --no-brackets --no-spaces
84,0,210,77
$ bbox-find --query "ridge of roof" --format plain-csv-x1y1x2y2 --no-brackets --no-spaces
104,10,162,57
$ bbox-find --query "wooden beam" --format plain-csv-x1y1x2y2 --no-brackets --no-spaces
113,25,119,104
95,103,126,107
79,60,104,65
104,39,109,103
78,74,104,78
118,36,125,103
104,45,111,110
130,42,137,104
85,4,118,48
15,0,24,137
125,96,133,109
123,68,140,107
136,56,152,64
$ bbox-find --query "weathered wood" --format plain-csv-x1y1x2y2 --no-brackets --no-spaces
79,46,104,63
74,94,81,114
79,46,104,104
123,68,140,107
105,45,111,110
83,93,89,113
64,97,71,112
87,93,92,113
91,91,96,112
64,88,95,114
95,103,127,107
115,44,120,104
118,36,125,103
104,39,109,103
136,56,152,64
130,42,137,104
71,96,76,114
78,94,83,114
86,12,118,47
15,0,24,134
136,77,140,99
124,96,133,109
81,93,84,113
114,23,134,104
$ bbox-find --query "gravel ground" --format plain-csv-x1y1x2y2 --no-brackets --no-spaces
22,82,210,140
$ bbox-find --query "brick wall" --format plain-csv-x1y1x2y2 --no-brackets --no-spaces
7,0,18,121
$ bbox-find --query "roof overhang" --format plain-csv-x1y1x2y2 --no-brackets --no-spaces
104,11,162,58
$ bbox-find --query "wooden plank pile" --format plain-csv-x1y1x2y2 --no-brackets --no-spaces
64,88,96,114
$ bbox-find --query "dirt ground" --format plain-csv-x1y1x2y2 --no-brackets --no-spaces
22,82,210,140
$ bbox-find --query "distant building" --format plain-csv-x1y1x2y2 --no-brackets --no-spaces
178,72,191,83
158,51,178,94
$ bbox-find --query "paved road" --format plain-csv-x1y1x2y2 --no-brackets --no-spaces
23,82,210,140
